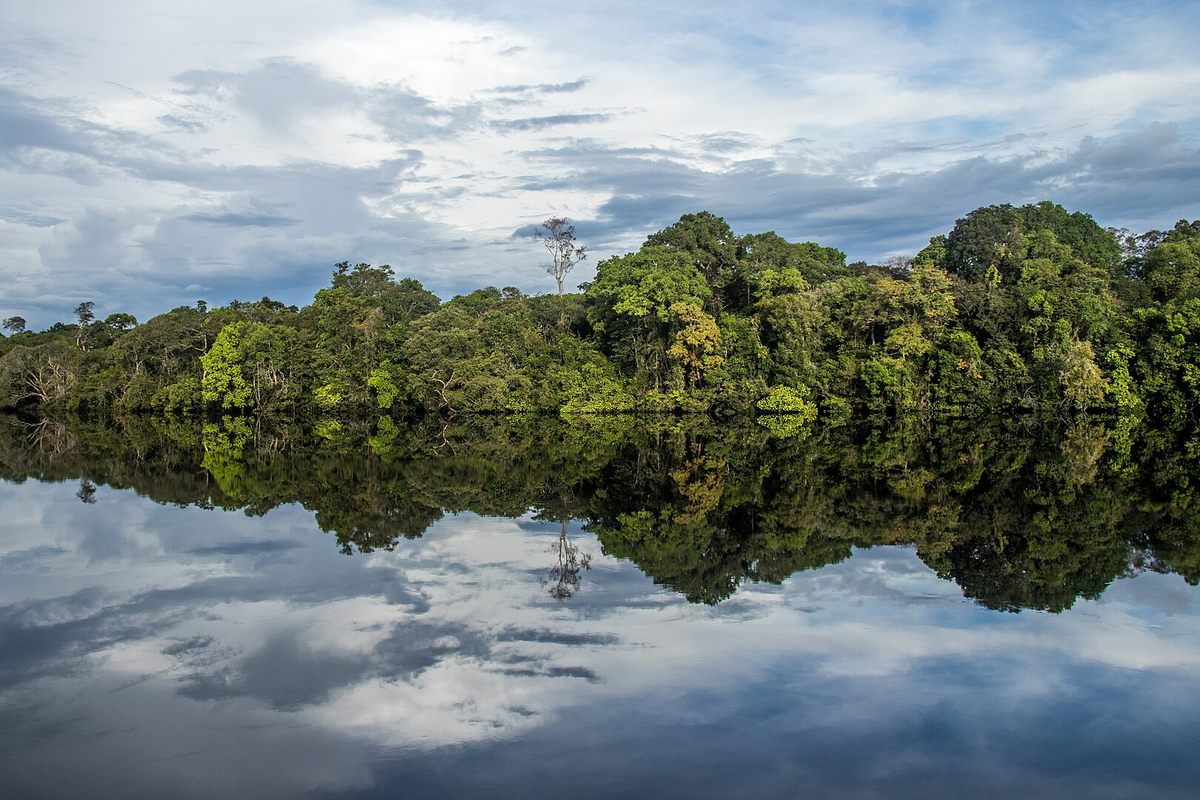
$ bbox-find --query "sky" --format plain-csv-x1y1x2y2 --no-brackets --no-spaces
1,0,1199,327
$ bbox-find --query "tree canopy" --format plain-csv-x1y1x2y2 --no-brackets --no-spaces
0,200,1196,435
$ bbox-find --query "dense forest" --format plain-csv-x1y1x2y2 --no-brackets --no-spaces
3,201,1198,427
6,202,1200,608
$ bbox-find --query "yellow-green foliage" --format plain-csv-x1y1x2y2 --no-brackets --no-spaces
7,205,1200,427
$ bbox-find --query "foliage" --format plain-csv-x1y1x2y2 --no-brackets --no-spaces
1,203,1196,425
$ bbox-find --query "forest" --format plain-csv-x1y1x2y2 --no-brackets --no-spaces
5,200,1200,608
2,201,1199,429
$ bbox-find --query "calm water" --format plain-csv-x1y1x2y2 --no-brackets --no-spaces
1,415,1198,798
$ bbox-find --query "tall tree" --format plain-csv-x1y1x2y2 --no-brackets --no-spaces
74,302,96,350
535,217,587,299
586,247,711,389
646,211,739,312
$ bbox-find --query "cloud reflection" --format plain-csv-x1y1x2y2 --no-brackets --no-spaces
0,479,1197,798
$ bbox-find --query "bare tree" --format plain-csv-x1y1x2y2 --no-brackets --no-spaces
534,217,587,299
882,254,913,274
427,369,459,414
17,351,76,404
546,519,591,600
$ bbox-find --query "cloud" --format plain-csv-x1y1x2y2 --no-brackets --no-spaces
492,113,612,132
690,131,762,153
516,124,1200,260
38,207,138,281
0,206,64,227
156,114,208,133
367,83,483,142
488,78,591,94
179,211,298,227
177,630,373,709
0,1,1198,326
187,539,301,555
172,58,486,146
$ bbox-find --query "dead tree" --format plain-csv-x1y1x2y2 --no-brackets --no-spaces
547,519,591,600
534,217,587,299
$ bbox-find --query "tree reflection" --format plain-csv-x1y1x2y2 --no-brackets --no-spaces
547,519,591,600
2,410,1199,611
76,479,97,503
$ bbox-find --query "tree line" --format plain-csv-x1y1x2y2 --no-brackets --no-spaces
2,201,1199,428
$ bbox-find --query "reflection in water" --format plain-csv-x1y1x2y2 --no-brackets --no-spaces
547,518,592,599
0,413,1198,798
75,478,96,503
3,412,1197,611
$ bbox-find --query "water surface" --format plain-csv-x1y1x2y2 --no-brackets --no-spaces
1,415,1198,798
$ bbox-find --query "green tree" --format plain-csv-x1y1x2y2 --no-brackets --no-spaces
646,211,739,312
667,302,723,388
74,301,96,350
200,323,254,410
586,246,712,390
104,313,138,331
1143,223,1200,303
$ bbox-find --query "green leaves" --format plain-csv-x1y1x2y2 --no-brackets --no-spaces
5,207,1199,425
200,323,254,410
589,247,712,323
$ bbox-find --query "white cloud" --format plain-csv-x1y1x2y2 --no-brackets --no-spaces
0,1,1197,325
